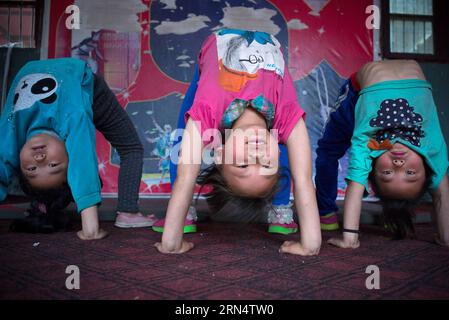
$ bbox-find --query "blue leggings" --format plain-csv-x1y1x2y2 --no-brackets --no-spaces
314,79,358,215
169,65,291,206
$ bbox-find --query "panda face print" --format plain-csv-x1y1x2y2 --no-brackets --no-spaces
13,73,58,112
369,98,425,147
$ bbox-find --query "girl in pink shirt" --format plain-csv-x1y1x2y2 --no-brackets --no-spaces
155,29,321,255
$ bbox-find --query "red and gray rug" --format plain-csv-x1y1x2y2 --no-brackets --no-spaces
1,219,449,300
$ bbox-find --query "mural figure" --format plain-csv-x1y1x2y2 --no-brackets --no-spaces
71,31,105,74
145,112,174,185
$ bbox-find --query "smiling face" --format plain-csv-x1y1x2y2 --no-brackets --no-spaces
219,108,279,198
19,133,68,190
373,143,427,199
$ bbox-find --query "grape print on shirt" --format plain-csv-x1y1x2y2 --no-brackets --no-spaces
369,98,425,147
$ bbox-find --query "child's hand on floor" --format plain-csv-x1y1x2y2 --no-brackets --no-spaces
327,234,360,249
78,205,108,240
77,228,108,240
154,240,194,254
279,241,321,256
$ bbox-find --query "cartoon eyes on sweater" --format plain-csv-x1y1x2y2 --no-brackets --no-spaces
13,73,58,112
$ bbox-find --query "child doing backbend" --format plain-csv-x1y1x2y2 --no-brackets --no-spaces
0,58,154,238
315,60,449,248
155,29,321,255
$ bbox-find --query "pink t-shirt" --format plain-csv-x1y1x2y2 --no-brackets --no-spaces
185,31,305,146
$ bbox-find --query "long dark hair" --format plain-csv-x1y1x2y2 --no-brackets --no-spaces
9,173,74,233
196,164,285,223
369,157,433,239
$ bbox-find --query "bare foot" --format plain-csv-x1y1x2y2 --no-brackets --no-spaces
77,229,109,240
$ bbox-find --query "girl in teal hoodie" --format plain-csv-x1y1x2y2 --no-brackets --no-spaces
0,58,153,239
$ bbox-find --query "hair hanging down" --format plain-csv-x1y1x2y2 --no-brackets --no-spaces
369,157,433,240
9,173,75,233
196,164,286,223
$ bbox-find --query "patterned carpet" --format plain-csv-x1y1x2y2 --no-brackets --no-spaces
1,217,449,300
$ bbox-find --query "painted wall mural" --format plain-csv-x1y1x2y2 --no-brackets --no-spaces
48,0,374,198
